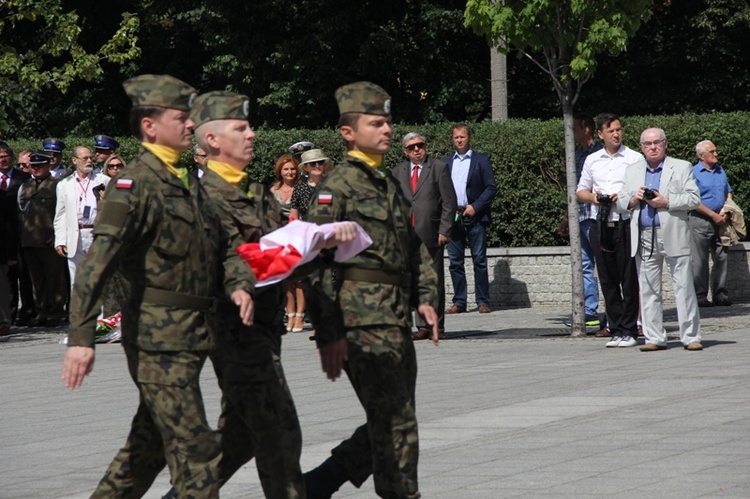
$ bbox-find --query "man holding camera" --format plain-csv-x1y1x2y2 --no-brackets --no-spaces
618,128,702,351
576,113,643,348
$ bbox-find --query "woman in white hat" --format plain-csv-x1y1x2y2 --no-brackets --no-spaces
288,148,332,336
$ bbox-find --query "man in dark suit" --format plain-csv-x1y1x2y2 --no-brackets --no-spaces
443,123,497,314
392,132,457,339
0,143,31,336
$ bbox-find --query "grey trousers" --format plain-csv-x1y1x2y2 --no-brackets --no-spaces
637,228,700,347
689,215,728,302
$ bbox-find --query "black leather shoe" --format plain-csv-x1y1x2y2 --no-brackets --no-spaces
697,300,714,308
713,298,732,306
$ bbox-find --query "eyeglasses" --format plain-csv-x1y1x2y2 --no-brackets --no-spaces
108,163,124,169
703,149,718,155
307,160,325,167
404,142,426,151
0,155,12,160
641,139,666,147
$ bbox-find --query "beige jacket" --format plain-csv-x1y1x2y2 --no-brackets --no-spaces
719,198,746,246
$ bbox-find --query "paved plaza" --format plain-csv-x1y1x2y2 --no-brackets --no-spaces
2,303,750,498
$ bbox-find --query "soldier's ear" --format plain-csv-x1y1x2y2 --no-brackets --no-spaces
340,126,356,143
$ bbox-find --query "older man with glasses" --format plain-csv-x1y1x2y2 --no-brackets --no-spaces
392,132,456,339
689,140,734,307
618,128,702,351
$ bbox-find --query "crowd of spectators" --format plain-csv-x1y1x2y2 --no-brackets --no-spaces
0,136,120,336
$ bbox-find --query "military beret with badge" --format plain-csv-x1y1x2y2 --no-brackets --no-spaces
335,81,391,116
122,74,198,112
189,91,251,128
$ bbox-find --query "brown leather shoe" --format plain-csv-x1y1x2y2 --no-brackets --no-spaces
445,304,466,314
412,328,430,341
685,342,703,351
640,343,667,352
594,326,611,338
477,305,491,314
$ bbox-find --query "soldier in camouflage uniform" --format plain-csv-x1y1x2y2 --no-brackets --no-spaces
303,82,440,499
61,75,255,498
190,90,305,498
17,152,67,327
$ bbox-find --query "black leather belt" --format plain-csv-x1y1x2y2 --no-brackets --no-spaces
79,224,95,229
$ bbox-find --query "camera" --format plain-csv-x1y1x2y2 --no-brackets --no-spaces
596,194,612,222
93,183,106,200
643,188,658,200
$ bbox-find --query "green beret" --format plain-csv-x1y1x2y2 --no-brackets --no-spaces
190,91,250,129
335,81,391,116
123,74,198,112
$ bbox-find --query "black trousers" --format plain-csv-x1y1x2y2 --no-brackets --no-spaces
589,220,639,338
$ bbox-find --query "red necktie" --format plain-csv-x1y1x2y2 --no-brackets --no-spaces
0,174,7,191
410,165,419,226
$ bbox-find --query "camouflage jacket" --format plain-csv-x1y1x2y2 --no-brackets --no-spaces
18,175,59,248
305,155,438,346
66,147,254,350
199,170,285,335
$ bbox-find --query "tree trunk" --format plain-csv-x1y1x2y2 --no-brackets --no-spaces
490,46,508,122
561,101,586,336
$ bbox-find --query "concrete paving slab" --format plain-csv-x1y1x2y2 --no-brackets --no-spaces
2,304,750,497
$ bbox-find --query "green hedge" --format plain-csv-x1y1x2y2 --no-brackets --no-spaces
6,111,749,247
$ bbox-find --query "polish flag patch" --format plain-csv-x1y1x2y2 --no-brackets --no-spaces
116,179,134,189
317,193,333,204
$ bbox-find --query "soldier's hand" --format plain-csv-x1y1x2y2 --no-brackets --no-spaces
62,346,95,390
55,245,68,257
417,305,440,346
324,221,359,248
319,338,348,381
231,290,254,326
437,234,450,246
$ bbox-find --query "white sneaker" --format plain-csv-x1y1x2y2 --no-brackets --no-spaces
618,336,637,348
606,336,622,348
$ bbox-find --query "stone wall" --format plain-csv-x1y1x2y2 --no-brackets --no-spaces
444,242,750,310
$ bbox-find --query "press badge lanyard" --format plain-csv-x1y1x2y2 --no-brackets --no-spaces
77,176,92,219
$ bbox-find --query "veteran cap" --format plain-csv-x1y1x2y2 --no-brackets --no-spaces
190,91,251,129
29,151,53,165
94,134,119,151
42,138,65,153
123,74,198,112
289,141,315,155
335,81,391,117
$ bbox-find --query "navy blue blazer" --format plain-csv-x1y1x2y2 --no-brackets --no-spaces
442,150,497,224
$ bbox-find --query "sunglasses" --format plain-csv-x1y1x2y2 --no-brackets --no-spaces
307,160,325,167
404,142,425,151
108,163,124,169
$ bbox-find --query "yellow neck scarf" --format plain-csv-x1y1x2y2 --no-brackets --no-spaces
347,151,383,169
142,143,181,176
206,160,248,187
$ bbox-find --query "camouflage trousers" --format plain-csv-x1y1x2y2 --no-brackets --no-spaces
91,344,221,499
331,326,420,499
210,322,304,498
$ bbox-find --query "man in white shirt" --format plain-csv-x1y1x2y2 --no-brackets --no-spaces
576,113,644,348
54,146,109,289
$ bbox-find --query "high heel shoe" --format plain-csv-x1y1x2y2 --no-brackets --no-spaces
292,313,304,333
286,312,295,333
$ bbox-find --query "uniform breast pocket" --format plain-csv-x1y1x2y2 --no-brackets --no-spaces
153,195,195,258
352,195,389,222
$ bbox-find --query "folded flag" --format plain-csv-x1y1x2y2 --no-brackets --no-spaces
236,220,372,287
